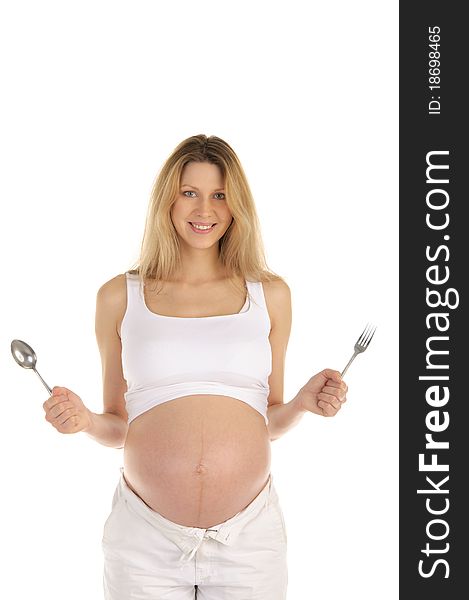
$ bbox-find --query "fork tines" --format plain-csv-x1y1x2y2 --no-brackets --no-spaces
357,323,376,348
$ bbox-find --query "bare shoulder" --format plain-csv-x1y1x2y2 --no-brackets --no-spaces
96,273,128,334
97,273,127,303
262,279,292,328
262,278,291,306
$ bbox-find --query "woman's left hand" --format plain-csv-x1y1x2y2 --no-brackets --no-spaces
298,368,348,417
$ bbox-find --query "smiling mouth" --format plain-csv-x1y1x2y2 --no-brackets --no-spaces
188,222,217,230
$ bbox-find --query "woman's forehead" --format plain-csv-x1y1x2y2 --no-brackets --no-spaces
181,161,223,183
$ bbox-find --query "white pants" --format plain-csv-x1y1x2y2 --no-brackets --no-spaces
102,467,288,599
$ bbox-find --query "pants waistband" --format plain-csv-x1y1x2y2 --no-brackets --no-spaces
116,466,277,562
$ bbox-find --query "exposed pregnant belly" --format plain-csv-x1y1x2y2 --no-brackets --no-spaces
123,394,271,529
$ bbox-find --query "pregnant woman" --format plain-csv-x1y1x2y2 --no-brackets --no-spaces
43,134,348,599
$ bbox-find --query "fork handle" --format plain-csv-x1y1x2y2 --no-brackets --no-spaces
341,351,358,378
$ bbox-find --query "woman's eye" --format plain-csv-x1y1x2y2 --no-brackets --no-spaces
182,191,225,200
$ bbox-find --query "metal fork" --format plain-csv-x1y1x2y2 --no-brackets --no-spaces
341,323,377,377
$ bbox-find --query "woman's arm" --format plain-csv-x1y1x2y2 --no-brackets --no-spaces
267,392,308,441
87,274,129,448
263,279,299,441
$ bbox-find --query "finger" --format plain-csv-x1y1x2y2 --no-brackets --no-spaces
324,379,348,393
55,407,78,426
52,386,67,396
321,369,344,385
48,400,73,419
317,400,339,417
42,402,61,422
43,395,67,412
317,392,342,411
322,385,347,403
57,414,80,433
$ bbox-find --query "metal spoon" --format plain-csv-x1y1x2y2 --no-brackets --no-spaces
10,339,52,395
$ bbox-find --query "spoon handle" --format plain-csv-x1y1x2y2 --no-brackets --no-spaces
33,367,52,395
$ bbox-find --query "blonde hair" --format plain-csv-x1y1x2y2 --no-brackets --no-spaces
127,134,285,297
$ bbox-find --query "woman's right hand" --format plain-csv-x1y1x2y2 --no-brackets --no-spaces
43,386,93,435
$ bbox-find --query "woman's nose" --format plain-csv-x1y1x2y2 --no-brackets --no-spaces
195,196,214,213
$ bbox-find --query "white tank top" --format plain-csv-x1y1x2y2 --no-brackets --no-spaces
121,272,272,426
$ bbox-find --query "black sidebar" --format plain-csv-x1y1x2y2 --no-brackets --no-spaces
400,3,467,598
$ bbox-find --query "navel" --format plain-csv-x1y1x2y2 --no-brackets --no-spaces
194,462,208,475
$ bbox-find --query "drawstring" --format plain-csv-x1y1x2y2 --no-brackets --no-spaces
179,529,221,563
182,542,202,563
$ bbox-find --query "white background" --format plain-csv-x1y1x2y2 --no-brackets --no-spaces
0,1,398,598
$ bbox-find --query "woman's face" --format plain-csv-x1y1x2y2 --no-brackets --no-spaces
171,161,233,247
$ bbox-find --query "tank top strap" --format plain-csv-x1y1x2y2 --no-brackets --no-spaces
246,279,268,314
125,271,143,313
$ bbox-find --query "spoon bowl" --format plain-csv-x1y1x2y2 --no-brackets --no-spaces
11,339,52,394
11,339,37,369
